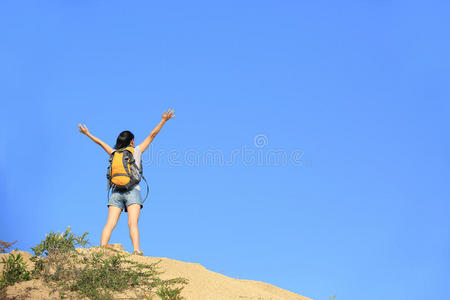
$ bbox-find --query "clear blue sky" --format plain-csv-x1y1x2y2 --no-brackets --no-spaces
1,1,449,300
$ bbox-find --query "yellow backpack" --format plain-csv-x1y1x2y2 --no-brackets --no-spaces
106,147,149,202
107,146,141,189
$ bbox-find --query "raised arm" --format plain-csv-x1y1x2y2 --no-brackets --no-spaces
78,124,114,155
138,109,175,153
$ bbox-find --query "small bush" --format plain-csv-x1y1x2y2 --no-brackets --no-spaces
0,241,18,253
31,226,88,256
29,226,189,299
155,284,186,300
69,251,162,299
0,253,31,289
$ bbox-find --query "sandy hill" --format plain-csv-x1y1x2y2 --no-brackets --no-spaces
1,244,311,300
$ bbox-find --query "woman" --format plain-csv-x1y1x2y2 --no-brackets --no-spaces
78,109,175,255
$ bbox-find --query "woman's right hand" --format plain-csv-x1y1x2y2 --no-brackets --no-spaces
78,124,90,135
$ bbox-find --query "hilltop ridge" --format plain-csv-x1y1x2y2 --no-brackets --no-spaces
1,243,311,299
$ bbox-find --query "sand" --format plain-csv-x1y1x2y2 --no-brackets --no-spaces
0,245,311,300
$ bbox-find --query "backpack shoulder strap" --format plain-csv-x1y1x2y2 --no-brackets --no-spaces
124,146,135,154
108,149,117,161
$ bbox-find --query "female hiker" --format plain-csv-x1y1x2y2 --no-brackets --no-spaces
78,109,175,255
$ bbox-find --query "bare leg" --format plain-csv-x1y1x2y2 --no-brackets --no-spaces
127,204,141,252
101,206,122,246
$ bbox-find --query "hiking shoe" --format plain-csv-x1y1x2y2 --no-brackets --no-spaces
132,250,144,256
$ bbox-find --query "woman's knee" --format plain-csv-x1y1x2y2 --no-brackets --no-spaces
128,221,138,228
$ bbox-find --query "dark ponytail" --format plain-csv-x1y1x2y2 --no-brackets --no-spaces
114,131,134,149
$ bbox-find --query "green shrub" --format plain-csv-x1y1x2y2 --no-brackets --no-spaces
1,227,189,299
69,252,162,299
155,284,186,300
31,226,88,256
0,241,17,253
30,226,188,299
0,253,31,289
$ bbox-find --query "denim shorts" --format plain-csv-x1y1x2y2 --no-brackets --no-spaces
108,188,143,212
